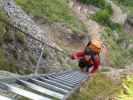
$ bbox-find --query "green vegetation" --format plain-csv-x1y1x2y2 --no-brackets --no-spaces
92,9,110,25
78,0,121,30
92,9,122,31
0,10,8,20
0,22,6,44
29,54,37,65
0,48,19,73
102,27,133,67
113,0,133,14
0,10,26,45
69,73,120,100
0,0,133,99
69,74,133,100
116,0,133,6
0,10,33,74
15,0,87,33
79,0,112,15
79,0,112,11
93,8,122,31
0,46,32,74
117,75,133,100
0,10,8,44
15,32,26,44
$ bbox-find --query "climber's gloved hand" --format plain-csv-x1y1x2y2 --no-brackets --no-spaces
69,54,75,59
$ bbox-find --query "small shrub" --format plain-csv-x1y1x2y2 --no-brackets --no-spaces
79,0,114,29
108,21,122,32
0,49,19,73
0,49,8,68
92,9,121,31
3,29,14,43
79,0,112,13
0,23,6,45
15,32,26,44
42,49,49,59
29,55,37,65
79,0,107,8
92,9,110,25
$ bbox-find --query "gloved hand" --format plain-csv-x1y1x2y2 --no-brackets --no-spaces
69,54,75,59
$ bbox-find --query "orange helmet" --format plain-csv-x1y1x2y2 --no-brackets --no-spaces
87,39,102,54
91,39,102,49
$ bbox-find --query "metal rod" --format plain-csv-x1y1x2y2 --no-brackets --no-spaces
34,46,44,75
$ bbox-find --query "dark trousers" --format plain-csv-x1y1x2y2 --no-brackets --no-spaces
79,59,93,72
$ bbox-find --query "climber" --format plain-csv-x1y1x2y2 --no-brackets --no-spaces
70,39,101,74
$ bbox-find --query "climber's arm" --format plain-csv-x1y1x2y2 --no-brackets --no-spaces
90,55,100,73
71,50,85,60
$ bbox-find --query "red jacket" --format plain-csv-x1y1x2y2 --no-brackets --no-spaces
71,50,100,73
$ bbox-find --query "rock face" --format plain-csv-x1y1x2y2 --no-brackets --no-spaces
109,0,127,25
68,0,102,43
0,0,74,74
0,0,56,48
124,15,133,33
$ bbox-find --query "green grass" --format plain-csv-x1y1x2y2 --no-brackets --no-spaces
113,0,133,7
69,73,133,100
15,0,87,33
68,71,133,100
92,9,122,31
92,9,110,25
117,75,133,100
102,27,133,68
69,73,120,100
79,0,118,30
79,0,112,12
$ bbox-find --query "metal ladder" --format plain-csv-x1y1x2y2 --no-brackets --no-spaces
0,70,88,100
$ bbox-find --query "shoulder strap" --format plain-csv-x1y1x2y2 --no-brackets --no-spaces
90,53,99,64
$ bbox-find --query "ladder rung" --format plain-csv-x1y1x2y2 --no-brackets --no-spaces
47,73,85,86
16,80,64,99
38,77,72,90
45,76,75,87
56,71,78,79
0,95,12,100
58,75,87,83
50,73,85,83
54,70,72,77
29,78,69,94
0,71,88,100
0,83,51,100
